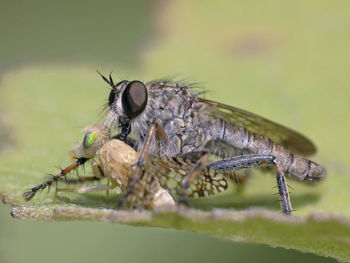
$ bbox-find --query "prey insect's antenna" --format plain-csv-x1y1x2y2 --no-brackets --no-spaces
23,158,88,201
97,70,115,88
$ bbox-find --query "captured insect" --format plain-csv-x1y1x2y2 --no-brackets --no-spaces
23,124,231,209
98,73,325,215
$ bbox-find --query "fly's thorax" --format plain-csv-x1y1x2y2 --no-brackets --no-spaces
106,80,231,156
69,124,110,159
128,81,204,156
98,139,138,188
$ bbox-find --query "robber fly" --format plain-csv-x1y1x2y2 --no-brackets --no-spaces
99,73,325,215
23,124,230,209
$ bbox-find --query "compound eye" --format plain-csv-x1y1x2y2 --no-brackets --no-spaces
83,131,98,149
122,81,148,119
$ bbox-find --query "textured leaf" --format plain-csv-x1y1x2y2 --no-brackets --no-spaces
0,66,350,262
1,0,350,261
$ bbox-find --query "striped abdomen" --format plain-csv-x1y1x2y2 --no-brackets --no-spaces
217,120,325,182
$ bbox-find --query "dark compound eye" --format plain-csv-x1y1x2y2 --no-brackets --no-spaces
122,81,148,119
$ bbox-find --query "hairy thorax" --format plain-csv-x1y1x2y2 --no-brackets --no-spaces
132,82,221,157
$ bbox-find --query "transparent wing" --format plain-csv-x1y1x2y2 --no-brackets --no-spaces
198,98,316,156
148,156,228,198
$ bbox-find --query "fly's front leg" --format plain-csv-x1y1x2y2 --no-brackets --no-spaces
208,154,293,215
118,120,167,208
179,152,209,205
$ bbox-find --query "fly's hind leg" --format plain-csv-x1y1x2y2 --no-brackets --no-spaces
208,154,292,215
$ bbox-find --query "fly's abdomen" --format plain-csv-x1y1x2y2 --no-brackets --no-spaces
219,120,325,182
267,141,325,183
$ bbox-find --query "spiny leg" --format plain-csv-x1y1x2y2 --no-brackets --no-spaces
208,154,292,215
23,158,88,201
179,151,209,205
181,150,249,191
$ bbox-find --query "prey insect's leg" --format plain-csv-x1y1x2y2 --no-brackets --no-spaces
23,158,88,201
91,159,105,179
57,159,109,194
56,184,115,195
91,159,110,197
179,152,209,205
208,154,292,215
58,176,101,184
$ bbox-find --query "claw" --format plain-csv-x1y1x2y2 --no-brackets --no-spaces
23,191,35,201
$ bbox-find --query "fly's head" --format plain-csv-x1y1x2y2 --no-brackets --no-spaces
69,124,110,160
99,72,149,141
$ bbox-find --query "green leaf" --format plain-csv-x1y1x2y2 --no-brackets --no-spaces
1,65,350,262
1,0,350,261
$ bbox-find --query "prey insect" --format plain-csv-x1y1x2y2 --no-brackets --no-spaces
100,73,326,215
23,124,231,209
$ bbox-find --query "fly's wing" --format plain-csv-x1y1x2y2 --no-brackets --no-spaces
198,98,316,156
148,156,228,198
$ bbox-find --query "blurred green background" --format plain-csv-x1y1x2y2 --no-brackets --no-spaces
1,0,349,262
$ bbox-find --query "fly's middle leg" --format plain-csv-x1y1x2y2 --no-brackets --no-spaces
208,154,293,215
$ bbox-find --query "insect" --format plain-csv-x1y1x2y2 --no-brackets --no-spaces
99,73,325,215
23,124,230,209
